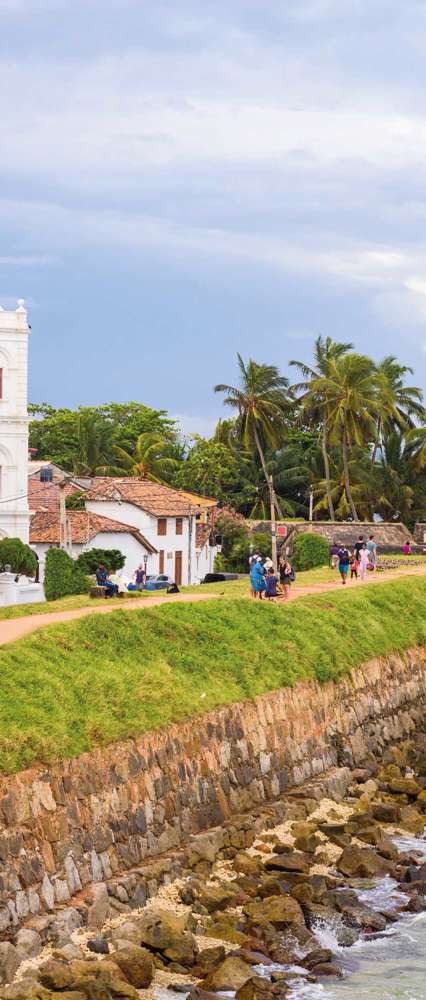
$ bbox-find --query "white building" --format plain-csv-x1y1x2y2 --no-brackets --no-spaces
83,478,217,585
30,510,157,581
0,302,31,543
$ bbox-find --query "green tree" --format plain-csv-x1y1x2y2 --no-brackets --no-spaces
317,354,381,521
113,431,179,483
290,336,353,520
44,548,88,601
72,413,112,476
214,355,290,518
76,548,125,574
173,435,248,505
372,356,425,465
0,538,37,576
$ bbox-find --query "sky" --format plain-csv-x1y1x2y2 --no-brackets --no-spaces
2,0,426,436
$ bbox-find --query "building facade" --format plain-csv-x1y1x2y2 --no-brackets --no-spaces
0,302,31,543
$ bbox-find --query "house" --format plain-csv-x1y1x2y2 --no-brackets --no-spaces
28,461,81,513
30,510,157,581
83,478,217,584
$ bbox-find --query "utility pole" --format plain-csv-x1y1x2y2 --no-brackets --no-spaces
309,485,314,523
269,474,278,570
59,479,72,555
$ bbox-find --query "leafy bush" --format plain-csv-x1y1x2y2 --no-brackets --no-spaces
214,552,226,571
214,510,248,561
292,532,330,571
0,538,37,577
227,531,271,572
76,548,125,574
65,491,85,510
44,548,88,601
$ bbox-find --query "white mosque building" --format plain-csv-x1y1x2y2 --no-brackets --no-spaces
0,301,31,544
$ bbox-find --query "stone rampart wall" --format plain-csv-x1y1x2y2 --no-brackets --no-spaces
0,647,426,933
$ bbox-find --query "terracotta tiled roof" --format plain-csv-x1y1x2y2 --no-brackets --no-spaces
28,477,78,512
195,523,212,549
83,478,212,517
29,510,157,553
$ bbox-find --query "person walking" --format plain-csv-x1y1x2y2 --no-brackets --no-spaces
366,534,377,570
134,564,146,591
330,541,339,570
354,535,364,562
337,545,350,585
359,545,370,581
350,551,359,580
279,555,294,600
250,557,267,599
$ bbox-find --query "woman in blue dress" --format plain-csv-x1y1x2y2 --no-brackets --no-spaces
250,558,267,599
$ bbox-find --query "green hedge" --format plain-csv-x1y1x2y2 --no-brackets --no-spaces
44,548,88,601
0,538,37,577
76,548,125,574
292,532,330,571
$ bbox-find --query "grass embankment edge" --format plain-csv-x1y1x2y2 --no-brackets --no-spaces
1,576,425,774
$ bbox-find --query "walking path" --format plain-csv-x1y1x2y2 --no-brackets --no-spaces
1,564,425,647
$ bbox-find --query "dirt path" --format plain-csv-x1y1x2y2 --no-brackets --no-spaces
1,564,425,646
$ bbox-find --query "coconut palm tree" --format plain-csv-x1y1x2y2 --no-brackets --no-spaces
72,413,112,477
214,355,291,518
315,353,381,521
372,356,425,465
113,431,179,483
289,336,353,520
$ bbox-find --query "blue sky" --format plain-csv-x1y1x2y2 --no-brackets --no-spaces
2,0,426,435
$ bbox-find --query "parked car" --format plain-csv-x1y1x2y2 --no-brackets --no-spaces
201,572,239,583
145,574,176,591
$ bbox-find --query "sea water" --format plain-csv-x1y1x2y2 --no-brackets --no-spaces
288,832,426,1000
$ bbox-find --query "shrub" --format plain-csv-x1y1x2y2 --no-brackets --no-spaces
76,548,125,574
0,538,37,577
227,531,271,572
214,552,226,571
44,548,88,601
292,532,330,571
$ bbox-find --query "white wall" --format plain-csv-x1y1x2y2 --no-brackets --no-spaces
84,499,198,584
195,541,217,581
0,304,30,543
80,531,149,579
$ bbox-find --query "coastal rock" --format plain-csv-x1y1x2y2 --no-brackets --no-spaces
202,956,252,992
338,846,389,878
0,945,21,987
264,852,310,874
15,930,42,960
236,975,288,1000
244,895,305,928
113,946,154,988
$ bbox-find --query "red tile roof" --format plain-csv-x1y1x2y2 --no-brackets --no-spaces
29,510,157,553
83,478,210,517
28,477,78,512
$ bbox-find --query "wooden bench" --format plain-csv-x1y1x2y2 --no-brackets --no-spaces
90,585,108,599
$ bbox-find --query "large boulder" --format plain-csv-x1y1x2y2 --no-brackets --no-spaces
194,884,237,913
244,895,305,928
264,853,310,874
236,976,288,1000
338,846,389,878
400,806,425,835
388,778,421,796
113,946,153,988
15,931,42,961
87,885,110,930
0,945,21,986
202,957,253,992
193,946,226,977
137,910,198,967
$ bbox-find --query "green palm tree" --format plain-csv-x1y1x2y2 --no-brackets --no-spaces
72,413,112,476
214,355,290,518
315,353,381,521
372,356,425,464
290,336,353,520
113,431,179,483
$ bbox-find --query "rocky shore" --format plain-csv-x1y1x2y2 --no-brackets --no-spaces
1,736,426,1000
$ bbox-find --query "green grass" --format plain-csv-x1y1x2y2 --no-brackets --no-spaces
0,589,150,620
0,576,425,774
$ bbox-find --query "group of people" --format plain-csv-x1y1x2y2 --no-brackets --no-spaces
95,562,147,598
330,534,377,585
249,553,295,601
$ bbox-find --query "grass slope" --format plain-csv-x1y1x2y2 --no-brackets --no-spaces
0,577,425,774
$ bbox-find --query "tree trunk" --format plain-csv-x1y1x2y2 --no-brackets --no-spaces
321,424,335,521
253,425,285,519
371,419,381,467
342,431,359,521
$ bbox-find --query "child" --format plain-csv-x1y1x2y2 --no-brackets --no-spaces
265,566,279,600
350,551,359,580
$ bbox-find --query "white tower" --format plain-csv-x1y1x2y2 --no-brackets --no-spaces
0,301,31,543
